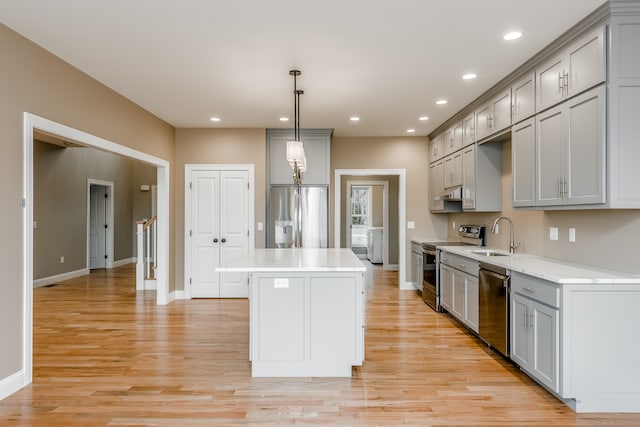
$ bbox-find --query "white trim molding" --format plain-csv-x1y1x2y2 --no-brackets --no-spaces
0,370,26,402
112,257,136,268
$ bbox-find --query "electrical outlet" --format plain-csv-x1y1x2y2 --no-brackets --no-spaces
550,227,558,241
33,221,38,229
257,222,264,231
60,256,65,263
569,227,576,242
407,221,415,229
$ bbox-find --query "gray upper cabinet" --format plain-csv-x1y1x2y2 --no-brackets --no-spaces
429,160,445,212
491,89,512,133
474,88,512,141
267,129,331,185
511,118,536,208
536,86,605,206
430,133,445,162
444,122,463,156
536,25,606,112
511,73,536,124
462,113,475,147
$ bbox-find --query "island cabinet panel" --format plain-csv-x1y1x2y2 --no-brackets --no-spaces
255,277,305,361
309,277,358,361
249,271,364,377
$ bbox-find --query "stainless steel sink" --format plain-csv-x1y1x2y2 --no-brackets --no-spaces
471,250,510,257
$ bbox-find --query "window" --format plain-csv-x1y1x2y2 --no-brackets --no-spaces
351,186,370,247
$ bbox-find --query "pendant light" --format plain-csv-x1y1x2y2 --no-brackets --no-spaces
285,69,306,185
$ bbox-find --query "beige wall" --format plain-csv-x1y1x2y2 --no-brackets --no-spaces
371,185,384,227
332,137,447,277
449,140,640,274
174,128,267,290
0,23,174,380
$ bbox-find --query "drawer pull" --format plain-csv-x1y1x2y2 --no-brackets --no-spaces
521,286,536,294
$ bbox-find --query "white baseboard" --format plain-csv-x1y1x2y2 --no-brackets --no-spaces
143,279,157,290
33,268,89,288
400,281,418,291
384,264,399,271
173,290,187,300
0,369,26,401
112,257,135,268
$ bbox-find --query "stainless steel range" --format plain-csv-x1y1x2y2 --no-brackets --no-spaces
421,225,485,312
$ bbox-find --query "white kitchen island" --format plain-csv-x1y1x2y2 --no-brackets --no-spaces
217,248,366,377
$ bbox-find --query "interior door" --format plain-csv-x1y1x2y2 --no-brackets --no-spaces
218,170,249,297
89,185,107,269
189,169,249,298
190,171,220,297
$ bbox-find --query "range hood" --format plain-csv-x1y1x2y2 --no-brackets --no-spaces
435,185,463,201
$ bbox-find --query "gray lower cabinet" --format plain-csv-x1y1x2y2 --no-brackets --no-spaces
536,85,606,207
439,253,479,333
510,291,560,393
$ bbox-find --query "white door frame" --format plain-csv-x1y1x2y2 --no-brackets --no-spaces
345,180,389,266
335,169,409,289
87,179,114,270
23,112,171,387
184,164,255,299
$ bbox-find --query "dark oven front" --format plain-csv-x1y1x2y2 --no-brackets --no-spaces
422,246,437,311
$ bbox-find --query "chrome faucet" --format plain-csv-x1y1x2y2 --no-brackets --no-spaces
491,216,519,253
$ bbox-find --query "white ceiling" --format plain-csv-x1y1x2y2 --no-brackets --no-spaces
0,0,607,137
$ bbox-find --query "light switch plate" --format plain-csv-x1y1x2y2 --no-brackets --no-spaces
550,227,559,241
569,227,576,242
407,221,415,229
257,222,264,231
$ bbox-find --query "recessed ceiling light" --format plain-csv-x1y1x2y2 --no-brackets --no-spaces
210,117,221,122
419,116,429,121
436,99,448,105
462,73,477,80
406,128,416,133
279,117,289,122
350,116,360,122
504,31,522,41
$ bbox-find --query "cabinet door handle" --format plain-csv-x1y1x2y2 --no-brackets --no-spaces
524,307,529,330
558,71,563,93
529,311,535,328
221,238,226,243
563,71,569,96
213,238,218,243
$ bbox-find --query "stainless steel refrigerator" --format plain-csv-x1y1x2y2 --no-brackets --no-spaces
268,186,328,248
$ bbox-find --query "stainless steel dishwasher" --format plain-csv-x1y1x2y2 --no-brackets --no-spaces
478,262,510,357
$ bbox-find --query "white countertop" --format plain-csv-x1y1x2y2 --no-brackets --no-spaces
439,246,640,284
216,248,367,273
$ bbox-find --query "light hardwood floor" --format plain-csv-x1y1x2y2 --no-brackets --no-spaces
1,263,639,426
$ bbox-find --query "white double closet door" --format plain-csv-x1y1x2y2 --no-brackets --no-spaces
189,169,249,298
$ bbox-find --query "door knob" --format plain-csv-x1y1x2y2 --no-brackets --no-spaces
213,238,218,243
221,238,226,243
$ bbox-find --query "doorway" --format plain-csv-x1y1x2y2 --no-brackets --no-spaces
334,168,409,290
88,180,114,270
346,181,389,265
22,112,170,390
